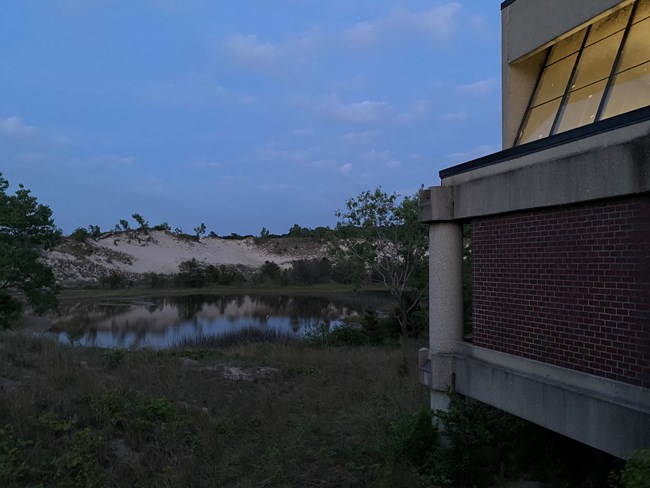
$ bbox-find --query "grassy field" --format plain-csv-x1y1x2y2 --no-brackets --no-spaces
0,332,433,487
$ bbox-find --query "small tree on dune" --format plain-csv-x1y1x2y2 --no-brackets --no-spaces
132,213,148,231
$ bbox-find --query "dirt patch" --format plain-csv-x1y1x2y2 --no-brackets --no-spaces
222,366,278,381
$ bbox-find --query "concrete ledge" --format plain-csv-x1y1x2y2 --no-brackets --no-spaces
418,186,454,223
420,344,650,459
443,125,650,220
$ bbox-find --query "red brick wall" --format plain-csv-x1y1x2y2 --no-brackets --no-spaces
472,196,650,388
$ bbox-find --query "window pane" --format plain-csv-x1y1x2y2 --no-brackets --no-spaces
572,32,623,90
617,17,650,71
518,99,562,144
556,80,608,133
633,0,650,23
601,61,650,119
587,4,631,46
547,31,586,64
532,54,577,106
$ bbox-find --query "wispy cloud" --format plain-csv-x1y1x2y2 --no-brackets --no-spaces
222,29,323,73
340,131,376,146
292,127,314,136
193,161,222,169
396,100,429,124
86,154,136,168
440,111,468,123
143,72,251,108
359,149,401,169
340,163,353,175
445,144,499,164
254,142,311,163
0,116,35,138
313,94,393,125
344,4,462,48
456,79,498,96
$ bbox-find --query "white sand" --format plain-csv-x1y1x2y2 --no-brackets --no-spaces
46,230,327,284
90,231,312,274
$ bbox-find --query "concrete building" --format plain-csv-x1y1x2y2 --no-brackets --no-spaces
418,0,649,459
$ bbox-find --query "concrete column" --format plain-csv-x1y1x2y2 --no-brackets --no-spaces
419,186,464,414
428,222,464,412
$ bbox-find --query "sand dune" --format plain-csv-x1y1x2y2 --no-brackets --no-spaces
47,230,327,284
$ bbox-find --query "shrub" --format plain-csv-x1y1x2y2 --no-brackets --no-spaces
391,409,438,468
428,393,525,487
621,449,650,488
303,323,368,346
70,227,90,242
100,270,129,289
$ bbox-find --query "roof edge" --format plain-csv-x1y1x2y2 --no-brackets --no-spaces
439,106,650,180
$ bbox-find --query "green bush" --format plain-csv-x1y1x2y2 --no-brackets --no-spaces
303,323,368,346
428,393,525,487
622,449,650,488
70,227,90,242
391,409,438,468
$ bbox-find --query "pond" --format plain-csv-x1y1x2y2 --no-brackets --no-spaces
46,292,393,349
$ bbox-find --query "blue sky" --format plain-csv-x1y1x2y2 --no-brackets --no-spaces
0,0,502,235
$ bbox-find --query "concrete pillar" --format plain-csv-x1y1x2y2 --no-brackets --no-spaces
428,222,464,412
418,186,464,414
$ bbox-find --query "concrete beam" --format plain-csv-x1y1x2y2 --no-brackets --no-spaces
443,125,650,220
420,344,650,459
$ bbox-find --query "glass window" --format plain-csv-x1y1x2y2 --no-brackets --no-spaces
633,0,650,23
601,61,650,119
616,17,650,72
586,5,631,46
557,80,608,133
531,54,577,107
518,99,562,144
516,0,650,146
571,33,623,90
547,31,586,64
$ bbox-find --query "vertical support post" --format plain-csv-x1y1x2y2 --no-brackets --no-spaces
418,186,464,415
428,222,463,412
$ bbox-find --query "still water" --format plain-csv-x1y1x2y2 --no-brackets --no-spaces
47,293,391,349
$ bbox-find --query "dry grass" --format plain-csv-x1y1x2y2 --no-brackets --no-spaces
0,331,431,487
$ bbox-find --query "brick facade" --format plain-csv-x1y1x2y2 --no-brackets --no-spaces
472,196,650,387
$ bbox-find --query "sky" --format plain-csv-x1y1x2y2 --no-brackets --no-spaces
0,0,503,236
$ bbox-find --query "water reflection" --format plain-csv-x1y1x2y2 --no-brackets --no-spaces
46,293,390,349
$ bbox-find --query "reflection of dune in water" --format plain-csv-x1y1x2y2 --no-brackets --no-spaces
47,293,390,349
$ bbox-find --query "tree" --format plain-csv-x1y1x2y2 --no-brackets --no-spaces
334,188,428,337
70,227,90,242
88,224,101,238
119,219,130,231
260,227,270,238
131,213,148,230
193,222,206,240
0,173,59,328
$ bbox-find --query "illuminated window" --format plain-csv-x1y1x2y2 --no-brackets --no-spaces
516,0,650,145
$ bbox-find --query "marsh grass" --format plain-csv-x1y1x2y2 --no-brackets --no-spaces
0,331,430,487
176,326,296,349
